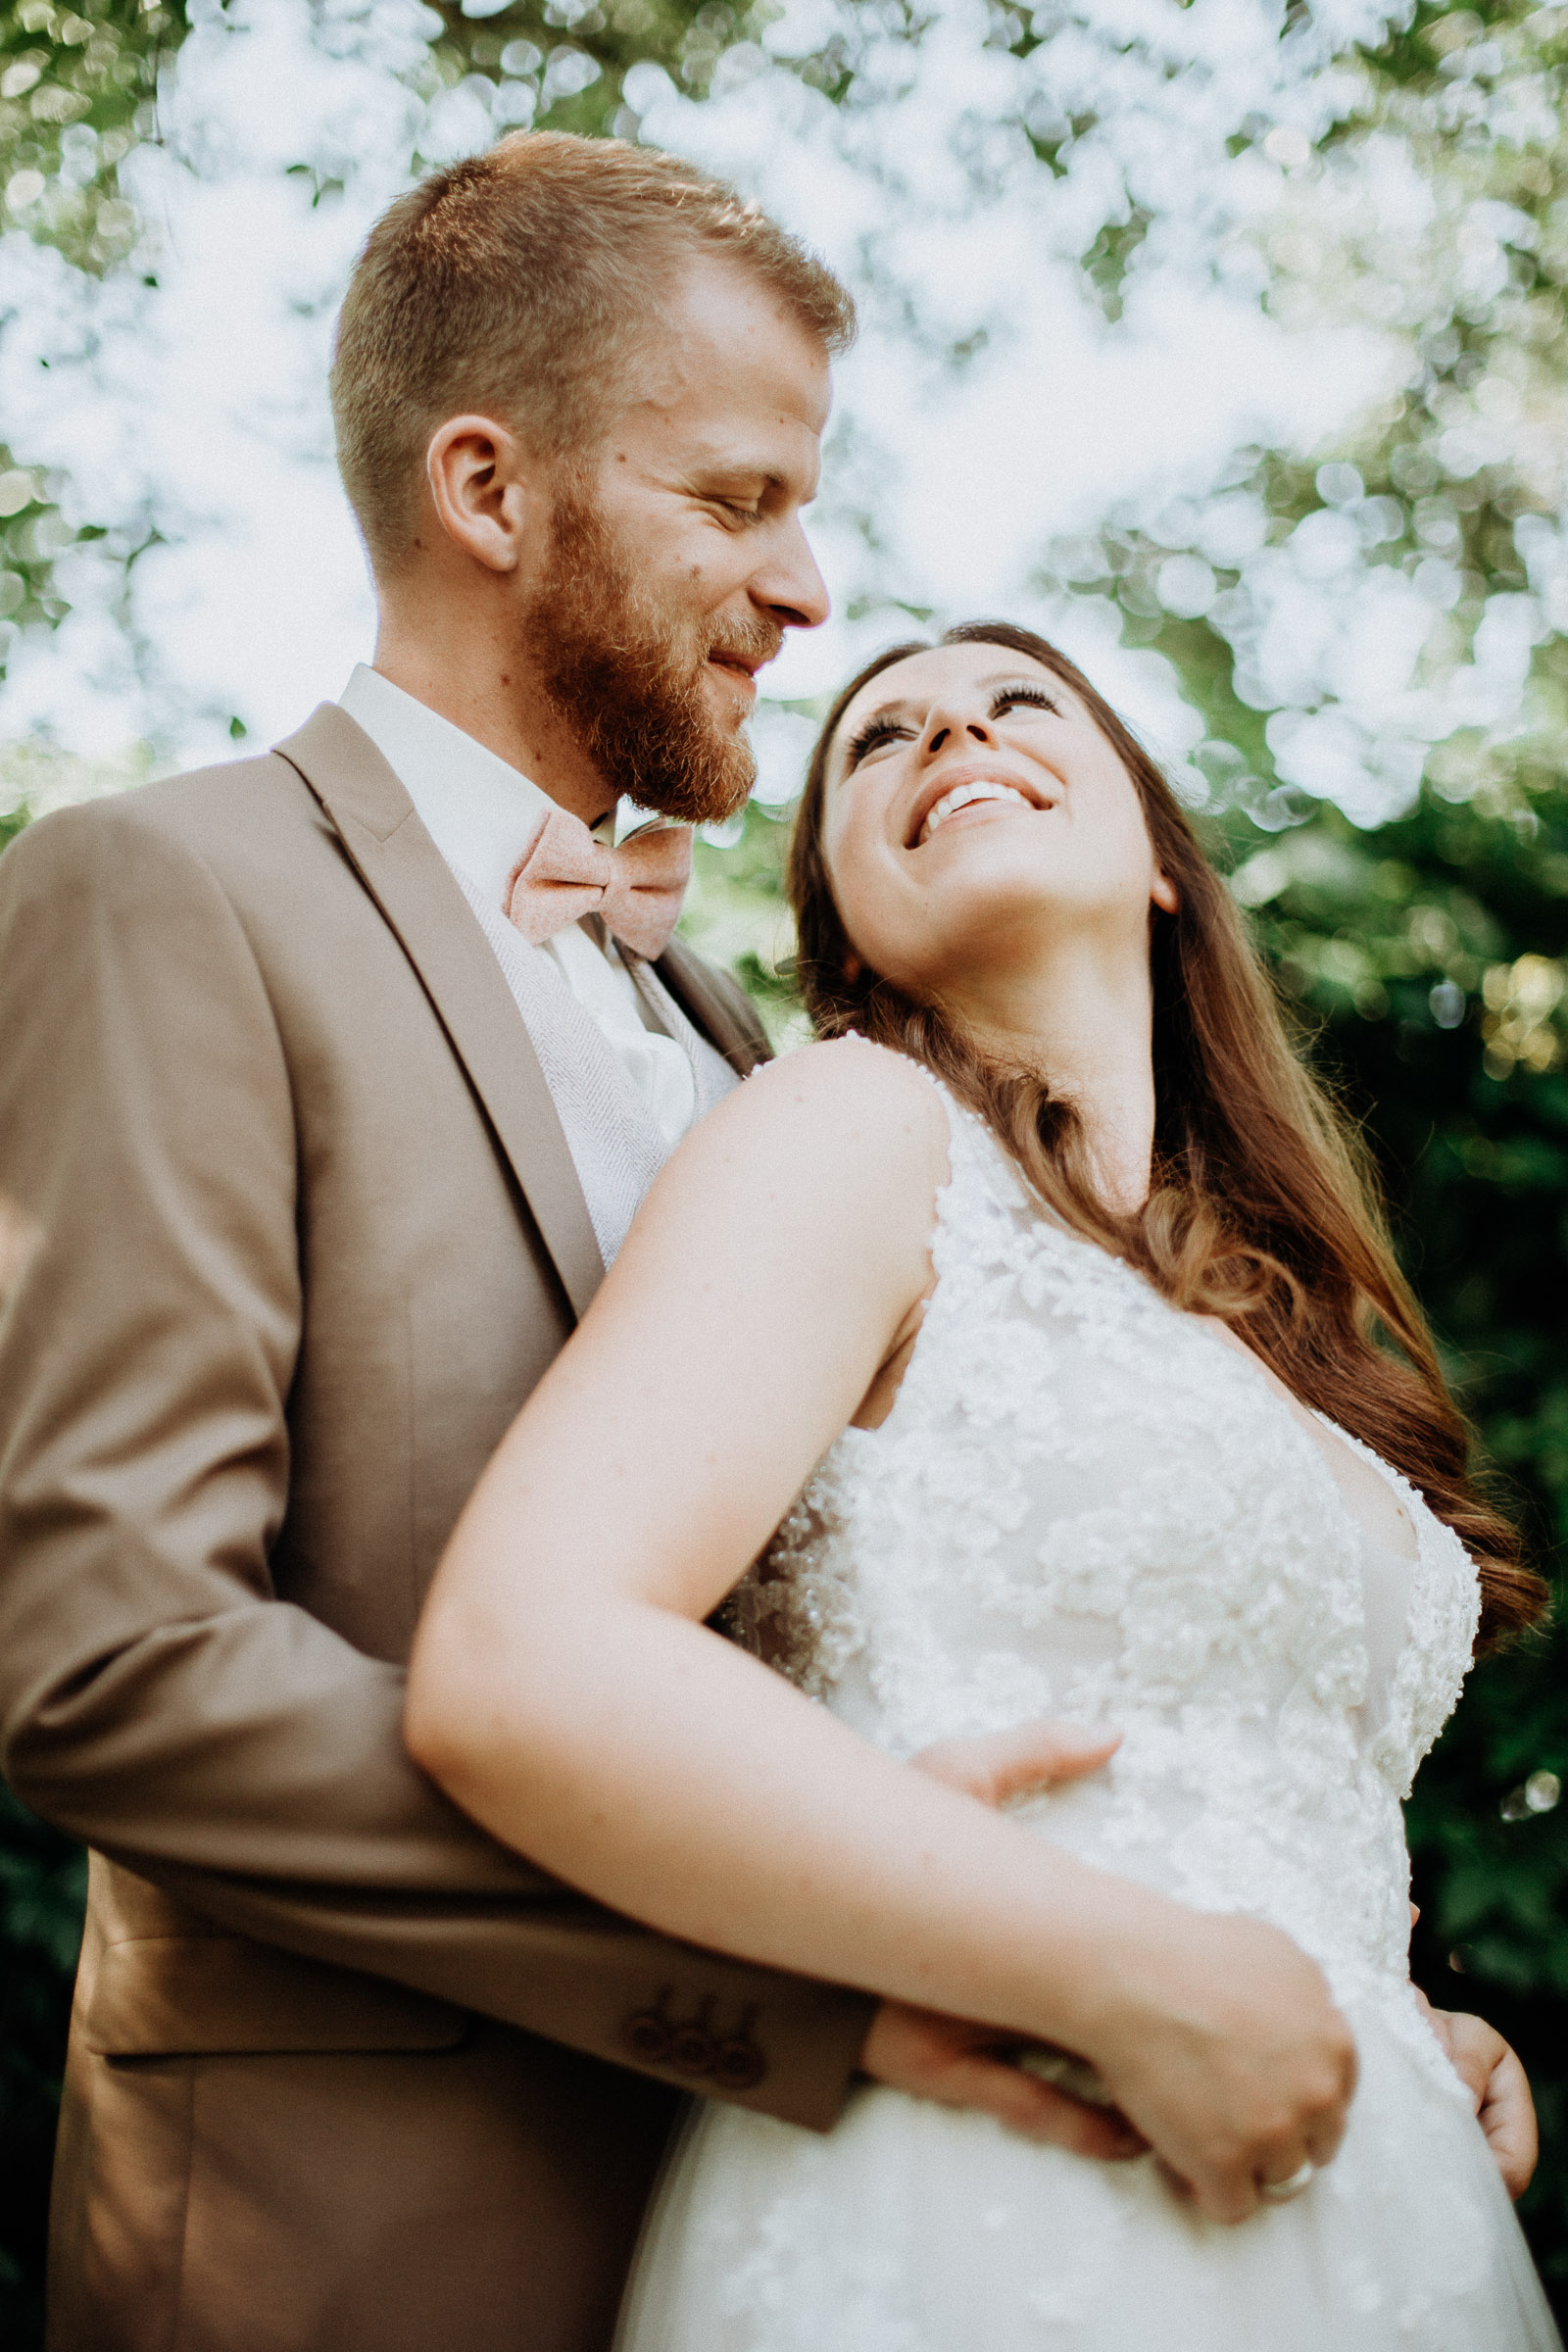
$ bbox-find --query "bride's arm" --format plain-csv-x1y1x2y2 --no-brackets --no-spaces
407,1040,1353,2223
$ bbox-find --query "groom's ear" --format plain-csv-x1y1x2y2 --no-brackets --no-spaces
424,414,545,577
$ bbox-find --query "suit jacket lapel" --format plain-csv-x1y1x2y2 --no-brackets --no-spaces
656,936,772,1077
274,704,604,1322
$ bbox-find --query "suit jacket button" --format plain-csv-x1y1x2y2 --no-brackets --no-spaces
622,1990,674,2063
668,1996,717,2077
713,2037,766,2091
668,2028,714,2076
712,2004,765,2090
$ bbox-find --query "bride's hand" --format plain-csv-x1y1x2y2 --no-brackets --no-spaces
859,1719,1148,2159
1081,1910,1358,2227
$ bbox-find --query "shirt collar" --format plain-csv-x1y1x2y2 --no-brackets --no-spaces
338,664,621,906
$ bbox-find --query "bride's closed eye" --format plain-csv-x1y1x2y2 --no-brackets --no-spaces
841,681,1062,773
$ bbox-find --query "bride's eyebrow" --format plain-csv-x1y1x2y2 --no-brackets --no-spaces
855,693,916,727
836,701,917,775
980,670,1066,701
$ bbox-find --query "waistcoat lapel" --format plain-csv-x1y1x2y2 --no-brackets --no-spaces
273,704,604,1321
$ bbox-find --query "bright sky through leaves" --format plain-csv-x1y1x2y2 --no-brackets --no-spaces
1,0,1400,780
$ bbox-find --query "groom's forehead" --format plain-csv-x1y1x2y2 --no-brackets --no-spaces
632,260,833,428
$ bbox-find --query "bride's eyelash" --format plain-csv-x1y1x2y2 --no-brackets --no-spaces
843,682,1057,771
843,713,912,770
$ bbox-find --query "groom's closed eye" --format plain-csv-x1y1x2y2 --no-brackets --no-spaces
702,491,768,527
688,461,806,521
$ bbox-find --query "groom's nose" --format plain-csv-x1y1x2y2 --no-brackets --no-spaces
748,513,830,632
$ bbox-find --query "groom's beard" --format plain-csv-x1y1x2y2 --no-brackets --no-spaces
526,481,780,828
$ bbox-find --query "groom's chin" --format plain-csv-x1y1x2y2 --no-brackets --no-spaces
636,745,757,831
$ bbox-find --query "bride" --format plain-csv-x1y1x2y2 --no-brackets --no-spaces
406,621,1559,2349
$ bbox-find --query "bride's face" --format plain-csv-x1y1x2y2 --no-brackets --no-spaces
820,641,1178,995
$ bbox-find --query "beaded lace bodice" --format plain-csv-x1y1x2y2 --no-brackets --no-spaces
731,1066,1480,2026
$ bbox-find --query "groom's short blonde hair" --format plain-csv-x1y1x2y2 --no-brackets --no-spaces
331,131,854,575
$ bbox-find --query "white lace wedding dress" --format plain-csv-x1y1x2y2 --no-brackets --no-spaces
615,1063,1562,2352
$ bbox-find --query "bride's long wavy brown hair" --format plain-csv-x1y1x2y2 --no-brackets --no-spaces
787,620,1544,1647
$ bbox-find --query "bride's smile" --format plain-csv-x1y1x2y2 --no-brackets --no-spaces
910,770,1054,846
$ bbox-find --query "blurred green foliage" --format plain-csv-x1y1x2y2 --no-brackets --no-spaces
0,0,161,269
421,0,781,127
0,449,81,687
0,0,163,681
0,1789,83,2341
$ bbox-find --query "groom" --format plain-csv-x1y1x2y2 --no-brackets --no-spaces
0,130,1535,2352
0,132,1137,2352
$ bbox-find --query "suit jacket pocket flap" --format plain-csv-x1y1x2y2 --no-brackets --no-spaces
83,1934,469,2056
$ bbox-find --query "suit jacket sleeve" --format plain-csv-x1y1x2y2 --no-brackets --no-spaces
0,799,872,2131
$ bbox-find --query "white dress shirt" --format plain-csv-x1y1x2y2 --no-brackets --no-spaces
338,664,701,1151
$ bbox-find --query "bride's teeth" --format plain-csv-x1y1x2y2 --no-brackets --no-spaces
919,781,1030,844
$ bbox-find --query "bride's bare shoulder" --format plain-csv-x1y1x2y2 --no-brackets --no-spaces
705,1035,949,1172
635,1034,951,1265
601,1036,948,1338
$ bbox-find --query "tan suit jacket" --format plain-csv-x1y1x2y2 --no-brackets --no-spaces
0,706,873,2352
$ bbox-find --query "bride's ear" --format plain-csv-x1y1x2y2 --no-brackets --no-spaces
1152,870,1179,916
843,948,864,982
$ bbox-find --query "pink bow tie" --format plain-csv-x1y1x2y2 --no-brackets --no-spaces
504,806,693,961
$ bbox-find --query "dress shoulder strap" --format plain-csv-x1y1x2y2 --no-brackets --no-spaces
848,1052,1042,1293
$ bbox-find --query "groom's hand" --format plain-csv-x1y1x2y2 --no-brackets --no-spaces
858,2000,1148,2157
909,1718,1121,1810
858,1717,1147,2159
1407,1910,1537,2198
1416,1994,1539,2199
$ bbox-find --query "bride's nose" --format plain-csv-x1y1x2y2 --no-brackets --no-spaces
918,699,997,760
